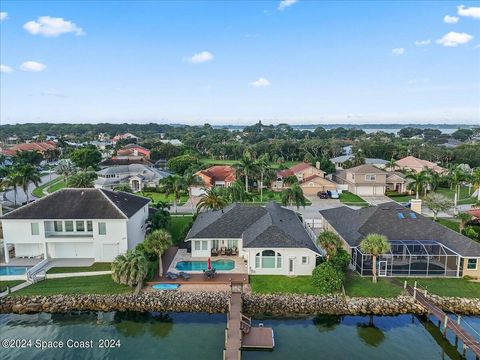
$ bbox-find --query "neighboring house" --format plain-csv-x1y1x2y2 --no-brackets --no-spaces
190,165,236,196
95,164,171,192
330,155,388,170
319,202,480,278
1,141,57,157
160,139,183,146
99,157,154,168
1,189,150,262
112,133,139,143
117,144,151,159
442,138,463,149
186,202,320,275
271,162,337,196
395,156,446,174
386,171,411,193
333,164,389,196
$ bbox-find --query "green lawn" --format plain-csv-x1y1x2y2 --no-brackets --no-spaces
47,180,67,193
32,176,64,198
339,191,369,206
344,273,402,298
402,278,480,298
167,215,194,244
387,186,476,205
140,191,188,205
435,218,460,232
245,190,311,206
11,275,132,296
46,262,112,274
0,280,24,293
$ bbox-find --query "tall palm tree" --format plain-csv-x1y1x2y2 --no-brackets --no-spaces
386,158,397,172
161,175,186,213
1,168,22,206
227,180,249,202
281,183,306,209
55,159,76,183
18,164,41,203
457,212,472,233
359,233,390,283
234,149,257,193
144,229,173,277
448,166,466,209
470,167,480,202
183,172,203,213
67,171,97,188
254,154,271,202
317,231,342,260
425,168,440,192
111,249,149,294
196,187,227,212
406,170,429,199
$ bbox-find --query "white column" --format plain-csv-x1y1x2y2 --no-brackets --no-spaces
3,241,10,263
43,241,48,259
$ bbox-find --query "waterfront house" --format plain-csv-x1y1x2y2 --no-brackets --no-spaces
95,164,171,192
271,162,337,196
1,189,150,262
319,202,480,278
395,156,446,174
186,202,320,275
190,165,236,196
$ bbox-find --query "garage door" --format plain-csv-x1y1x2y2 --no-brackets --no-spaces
356,186,375,196
102,244,119,261
302,186,322,195
52,243,94,258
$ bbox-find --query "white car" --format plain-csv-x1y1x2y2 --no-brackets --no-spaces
329,190,339,199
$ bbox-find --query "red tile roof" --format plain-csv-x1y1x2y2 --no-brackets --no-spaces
196,165,236,186
468,209,480,219
1,142,56,156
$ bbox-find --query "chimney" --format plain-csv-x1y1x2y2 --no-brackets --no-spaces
315,161,320,170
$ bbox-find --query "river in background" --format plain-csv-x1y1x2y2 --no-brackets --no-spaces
1,312,479,360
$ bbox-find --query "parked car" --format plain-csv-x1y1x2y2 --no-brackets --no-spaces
400,202,411,208
329,190,339,199
317,191,329,199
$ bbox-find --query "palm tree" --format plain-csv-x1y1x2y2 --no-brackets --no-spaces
183,172,203,212
18,164,41,203
67,171,97,188
255,154,270,202
457,212,472,233
1,168,22,206
406,170,429,199
227,180,249,202
470,167,480,202
111,249,149,294
351,151,365,167
55,159,76,182
161,175,186,213
281,183,306,209
448,166,467,209
425,168,440,192
144,229,173,277
386,158,397,172
196,187,227,212
317,231,341,260
359,233,390,283
424,193,453,220
234,149,257,193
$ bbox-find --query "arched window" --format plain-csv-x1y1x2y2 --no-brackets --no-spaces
255,250,282,269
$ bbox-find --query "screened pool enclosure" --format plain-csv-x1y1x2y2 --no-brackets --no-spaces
352,240,462,277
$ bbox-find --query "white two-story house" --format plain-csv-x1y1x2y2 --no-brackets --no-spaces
186,202,320,276
1,189,150,262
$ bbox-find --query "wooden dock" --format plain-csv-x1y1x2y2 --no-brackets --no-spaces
407,284,480,359
223,282,274,360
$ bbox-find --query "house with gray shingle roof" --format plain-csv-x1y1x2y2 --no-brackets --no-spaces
186,202,320,275
319,202,480,278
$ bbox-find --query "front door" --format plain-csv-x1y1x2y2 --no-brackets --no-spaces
289,258,295,275
378,260,388,277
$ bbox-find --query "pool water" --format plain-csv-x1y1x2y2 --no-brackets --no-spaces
152,284,180,291
0,266,30,276
175,259,235,271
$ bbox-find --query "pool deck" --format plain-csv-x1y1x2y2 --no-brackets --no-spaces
147,273,249,285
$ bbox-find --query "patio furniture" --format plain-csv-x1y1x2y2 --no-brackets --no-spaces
179,271,190,280
220,247,226,256
165,272,178,280
203,268,216,279
226,248,232,256
231,247,237,256
211,248,218,256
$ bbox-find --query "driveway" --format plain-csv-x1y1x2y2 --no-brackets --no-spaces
285,196,342,222
362,195,392,205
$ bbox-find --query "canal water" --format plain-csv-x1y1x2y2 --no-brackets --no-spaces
1,312,479,360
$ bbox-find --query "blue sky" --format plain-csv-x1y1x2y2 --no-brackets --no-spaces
1,0,479,125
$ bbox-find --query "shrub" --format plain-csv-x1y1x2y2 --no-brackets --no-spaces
145,259,159,281
311,262,345,293
329,249,351,272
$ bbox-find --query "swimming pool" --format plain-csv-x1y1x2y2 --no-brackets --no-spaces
175,259,235,271
152,284,180,291
0,266,30,276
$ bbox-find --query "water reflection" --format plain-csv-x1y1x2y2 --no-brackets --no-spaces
113,312,173,338
313,315,342,332
356,315,386,348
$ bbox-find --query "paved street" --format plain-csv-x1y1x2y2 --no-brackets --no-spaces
2,173,58,206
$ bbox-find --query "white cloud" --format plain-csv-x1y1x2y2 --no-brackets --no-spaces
278,0,298,11
23,16,85,37
1,64,13,73
444,15,459,24
0,12,8,21
414,39,431,46
20,61,47,72
184,51,214,64
457,5,480,19
251,78,271,88
392,48,405,55
437,31,473,47
40,90,67,98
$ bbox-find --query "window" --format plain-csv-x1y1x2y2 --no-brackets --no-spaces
212,240,220,250
302,256,309,265
65,221,74,232
365,174,376,181
467,259,477,270
31,223,40,235
201,240,208,251
98,222,107,235
352,174,355,180
87,221,93,232
276,253,282,268
227,240,237,249
194,241,201,251
256,250,282,269
54,221,63,232
76,221,85,232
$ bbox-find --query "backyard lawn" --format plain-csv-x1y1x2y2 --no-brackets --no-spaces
402,278,480,298
47,180,67,193
0,280,24,293
435,218,460,232
246,190,311,205
11,275,132,296
46,262,112,274
344,273,402,298
140,191,188,205
339,191,369,207
32,176,64,198
387,186,476,205
168,215,194,244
